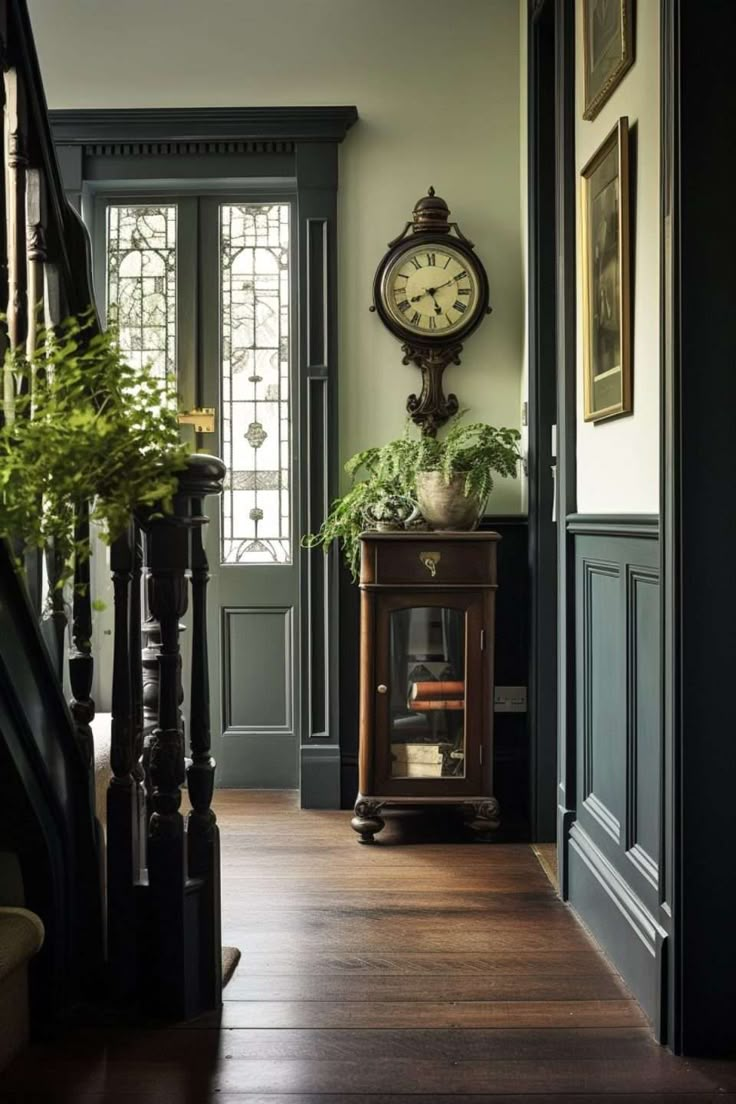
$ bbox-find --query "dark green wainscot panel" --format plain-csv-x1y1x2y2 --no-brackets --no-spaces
566,516,669,1038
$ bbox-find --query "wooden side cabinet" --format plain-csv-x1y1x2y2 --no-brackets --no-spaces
352,531,501,842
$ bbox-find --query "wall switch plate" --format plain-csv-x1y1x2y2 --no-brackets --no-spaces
494,686,528,713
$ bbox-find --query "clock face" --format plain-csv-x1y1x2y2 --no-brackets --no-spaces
381,242,481,338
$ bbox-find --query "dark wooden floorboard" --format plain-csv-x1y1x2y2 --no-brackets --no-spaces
4,791,734,1100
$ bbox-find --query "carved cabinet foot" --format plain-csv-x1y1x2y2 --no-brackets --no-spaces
465,798,501,837
351,798,385,843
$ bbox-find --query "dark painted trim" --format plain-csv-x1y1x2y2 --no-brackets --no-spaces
527,0,558,843
662,0,736,1058
295,142,342,808
301,745,341,810
554,0,577,898
48,107,358,145
567,514,659,539
568,823,667,1031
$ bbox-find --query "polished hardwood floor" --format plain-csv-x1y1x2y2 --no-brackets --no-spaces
3,790,735,1102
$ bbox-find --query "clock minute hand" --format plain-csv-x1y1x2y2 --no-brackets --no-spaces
432,273,464,294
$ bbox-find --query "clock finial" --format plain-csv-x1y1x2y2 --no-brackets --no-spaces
428,185,435,197
412,187,450,233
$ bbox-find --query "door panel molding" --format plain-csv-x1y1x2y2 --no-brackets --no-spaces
221,606,294,735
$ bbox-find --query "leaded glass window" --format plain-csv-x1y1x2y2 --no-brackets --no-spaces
220,203,291,565
106,205,177,388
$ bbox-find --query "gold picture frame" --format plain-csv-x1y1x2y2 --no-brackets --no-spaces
582,0,634,121
581,117,631,423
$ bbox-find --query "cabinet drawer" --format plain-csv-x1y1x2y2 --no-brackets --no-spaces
367,537,498,587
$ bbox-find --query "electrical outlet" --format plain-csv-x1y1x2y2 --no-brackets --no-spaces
494,686,528,713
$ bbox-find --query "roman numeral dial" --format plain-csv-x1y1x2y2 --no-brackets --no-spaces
382,243,480,337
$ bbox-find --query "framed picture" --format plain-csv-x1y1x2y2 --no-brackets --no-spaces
581,117,631,423
582,0,634,121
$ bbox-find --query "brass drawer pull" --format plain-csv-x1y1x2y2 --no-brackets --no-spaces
420,551,441,577
377,684,388,695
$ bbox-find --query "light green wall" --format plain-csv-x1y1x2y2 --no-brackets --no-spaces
29,0,525,513
574,0,660,512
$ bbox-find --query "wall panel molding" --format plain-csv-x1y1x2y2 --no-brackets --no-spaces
569,821,667,1031
568,514,659,538
581,557,621,838
569,522,665,1035
626,564,660,884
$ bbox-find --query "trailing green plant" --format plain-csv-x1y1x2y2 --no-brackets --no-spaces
304,415,521,579
0,311,190,589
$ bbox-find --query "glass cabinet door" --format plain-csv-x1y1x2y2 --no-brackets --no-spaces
387,605,468,782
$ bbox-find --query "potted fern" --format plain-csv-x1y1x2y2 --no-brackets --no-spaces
305,416,521,579
412,420,521,530
0,312,189,595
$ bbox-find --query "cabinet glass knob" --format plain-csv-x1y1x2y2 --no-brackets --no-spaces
377,684,388,694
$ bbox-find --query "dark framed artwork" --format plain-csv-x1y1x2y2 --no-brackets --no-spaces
582,0,634,121
580,116,631,422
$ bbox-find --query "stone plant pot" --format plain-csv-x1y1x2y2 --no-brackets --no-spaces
415,471,483,531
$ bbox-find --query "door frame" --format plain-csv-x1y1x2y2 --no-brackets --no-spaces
532,0,736,1056
661,0,736,1056
527,0,574,845
50,107,358,808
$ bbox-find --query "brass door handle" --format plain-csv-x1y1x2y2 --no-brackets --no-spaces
178,407,215,433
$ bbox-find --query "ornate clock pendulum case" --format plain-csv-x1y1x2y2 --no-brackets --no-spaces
370,187,492,436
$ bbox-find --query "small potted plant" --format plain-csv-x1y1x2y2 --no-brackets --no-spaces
304,415,520,579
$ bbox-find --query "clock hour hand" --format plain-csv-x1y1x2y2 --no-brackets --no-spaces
410,287,442,313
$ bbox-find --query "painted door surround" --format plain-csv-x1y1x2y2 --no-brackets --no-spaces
50,107,357,807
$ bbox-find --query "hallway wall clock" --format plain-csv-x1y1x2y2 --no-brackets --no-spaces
370,187,492,436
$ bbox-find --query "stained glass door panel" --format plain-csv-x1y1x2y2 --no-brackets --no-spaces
220,204,291,565
388,606,467,780
106,204,177,390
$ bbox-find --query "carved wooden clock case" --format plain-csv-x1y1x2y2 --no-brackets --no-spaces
370,187,492,436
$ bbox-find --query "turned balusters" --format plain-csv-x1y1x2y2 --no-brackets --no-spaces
68,500,95,769
106,523,144,999
144,485,192,1018
3,64,26,425
187,488,223,1008
102,454,224,1017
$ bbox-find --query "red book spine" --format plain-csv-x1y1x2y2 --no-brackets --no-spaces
410,680,464,700
409,699,465,712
